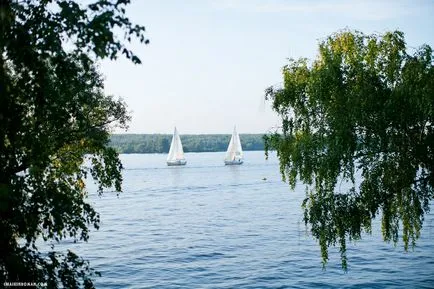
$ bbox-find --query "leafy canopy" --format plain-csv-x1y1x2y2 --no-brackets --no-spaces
108,134,265,154
1,0,148,287
265,30,433,270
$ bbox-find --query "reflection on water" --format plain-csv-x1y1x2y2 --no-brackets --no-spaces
228,164,241,184
168,165,182,187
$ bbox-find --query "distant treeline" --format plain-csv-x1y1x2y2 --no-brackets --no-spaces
109,134,265,153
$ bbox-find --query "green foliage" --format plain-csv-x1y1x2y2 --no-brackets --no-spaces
1,0,148,287
109,134,265,153
265,30,434,270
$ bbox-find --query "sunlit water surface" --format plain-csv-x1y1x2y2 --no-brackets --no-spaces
59,152,433,288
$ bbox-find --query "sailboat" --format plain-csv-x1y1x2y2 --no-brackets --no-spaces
224,126,244,165
167,127,187,166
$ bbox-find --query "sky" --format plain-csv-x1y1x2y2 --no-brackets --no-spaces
100,0,434,134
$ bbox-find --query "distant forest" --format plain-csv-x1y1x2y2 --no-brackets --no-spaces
109,134,266,153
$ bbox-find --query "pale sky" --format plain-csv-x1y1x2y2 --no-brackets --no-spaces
101,0,434,134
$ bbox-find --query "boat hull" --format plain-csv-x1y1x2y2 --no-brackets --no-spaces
224,159,243,165
167,159,187,166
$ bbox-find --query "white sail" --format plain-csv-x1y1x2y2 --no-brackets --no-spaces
224,126,243,165
167,127,186,166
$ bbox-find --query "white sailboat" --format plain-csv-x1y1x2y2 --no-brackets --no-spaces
167,127,187,166
224,126,244,165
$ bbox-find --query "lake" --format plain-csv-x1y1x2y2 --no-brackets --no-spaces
72,151,434,288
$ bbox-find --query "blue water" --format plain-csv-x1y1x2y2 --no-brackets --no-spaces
70,151,433,288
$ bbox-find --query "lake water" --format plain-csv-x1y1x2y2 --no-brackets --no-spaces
73,151,434,288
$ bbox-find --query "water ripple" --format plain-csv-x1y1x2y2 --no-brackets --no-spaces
52,152,434,288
